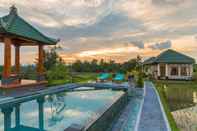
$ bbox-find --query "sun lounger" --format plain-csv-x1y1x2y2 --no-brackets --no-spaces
113,73,125,81
97,73,110,81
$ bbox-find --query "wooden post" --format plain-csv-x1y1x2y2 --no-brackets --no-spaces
38,44,44,74
3,37,12,78
15,45,20,74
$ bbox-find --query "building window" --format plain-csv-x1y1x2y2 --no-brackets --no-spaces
181,66,187,76
171,67,178,76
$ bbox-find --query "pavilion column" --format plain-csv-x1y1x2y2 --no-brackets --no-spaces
2,37,12,85
15,45,20,75
3,37,12,78
37,44,45,82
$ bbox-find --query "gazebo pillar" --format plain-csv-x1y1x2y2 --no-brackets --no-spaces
2,37,12,85
15,45,20,75
37,44,45,82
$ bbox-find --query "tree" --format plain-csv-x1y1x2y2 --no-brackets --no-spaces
44,46,63,70
47,63,70,81
72,60,83,72
70,56,143,73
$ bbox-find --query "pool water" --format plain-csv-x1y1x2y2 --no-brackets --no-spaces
163,86,197,131
0,89,124,131
109,89,143,131
123,96,142,131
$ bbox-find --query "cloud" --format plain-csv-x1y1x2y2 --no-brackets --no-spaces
0,0,116,27
128,41,145,49
149,40,172,50
0,0,197,64
152,0,188,6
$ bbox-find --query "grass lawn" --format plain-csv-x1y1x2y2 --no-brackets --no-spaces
48,72,98,86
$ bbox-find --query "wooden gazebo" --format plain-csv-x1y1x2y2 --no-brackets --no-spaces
0,6,59,88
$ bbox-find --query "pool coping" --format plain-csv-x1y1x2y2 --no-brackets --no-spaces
84,90,127,131
151,82,171,131
134,85,145,131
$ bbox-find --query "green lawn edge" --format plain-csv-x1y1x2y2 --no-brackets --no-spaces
154,82,180,131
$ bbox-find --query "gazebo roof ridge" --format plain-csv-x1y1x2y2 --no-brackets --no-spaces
0,5,60,45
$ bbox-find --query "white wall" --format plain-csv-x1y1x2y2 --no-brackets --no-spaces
167,64,193,80
146,63,193,80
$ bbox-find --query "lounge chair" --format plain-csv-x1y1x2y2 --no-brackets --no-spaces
113,73,125,82
97,73,110,82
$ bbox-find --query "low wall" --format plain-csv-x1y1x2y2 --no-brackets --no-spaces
85,91,128,131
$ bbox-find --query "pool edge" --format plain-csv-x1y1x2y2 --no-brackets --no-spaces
134,85,145,131
85,91,128,131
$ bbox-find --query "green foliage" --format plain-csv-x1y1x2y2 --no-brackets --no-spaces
47,72,98,86
130,70,144,88
71,56,142,73
0,65,2,79
193,64,197,72
43,46,64,70
127,56,144,87
47,63,70,81
137,72,144,87
72,72,98,83
21,65,37,80
155,82,180,131
0,65,3,72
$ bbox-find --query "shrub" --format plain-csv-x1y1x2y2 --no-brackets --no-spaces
47,63,71,81
137,72,144,88
128,69,144,88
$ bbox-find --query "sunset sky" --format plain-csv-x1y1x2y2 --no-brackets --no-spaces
0,0,197,64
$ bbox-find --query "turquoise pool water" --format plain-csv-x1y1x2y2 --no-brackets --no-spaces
109,89,143,131
0,89,124,131
123,96,142,131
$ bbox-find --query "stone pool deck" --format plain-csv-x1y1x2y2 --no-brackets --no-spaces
138,81,170,131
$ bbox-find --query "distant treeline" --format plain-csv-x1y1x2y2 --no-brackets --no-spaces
70,57,142,73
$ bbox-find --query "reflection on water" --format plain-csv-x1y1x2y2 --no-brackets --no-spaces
164,86,197,131
0,89,124,131
0,112,3,131
46,94,66,127
164,87,196,111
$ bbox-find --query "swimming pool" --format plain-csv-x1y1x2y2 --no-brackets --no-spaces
109,88,143,131
0,89,125,131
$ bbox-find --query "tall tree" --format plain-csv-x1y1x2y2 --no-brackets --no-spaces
43,46,63,70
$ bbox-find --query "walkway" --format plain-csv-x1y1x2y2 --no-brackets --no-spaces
138,81,169,131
